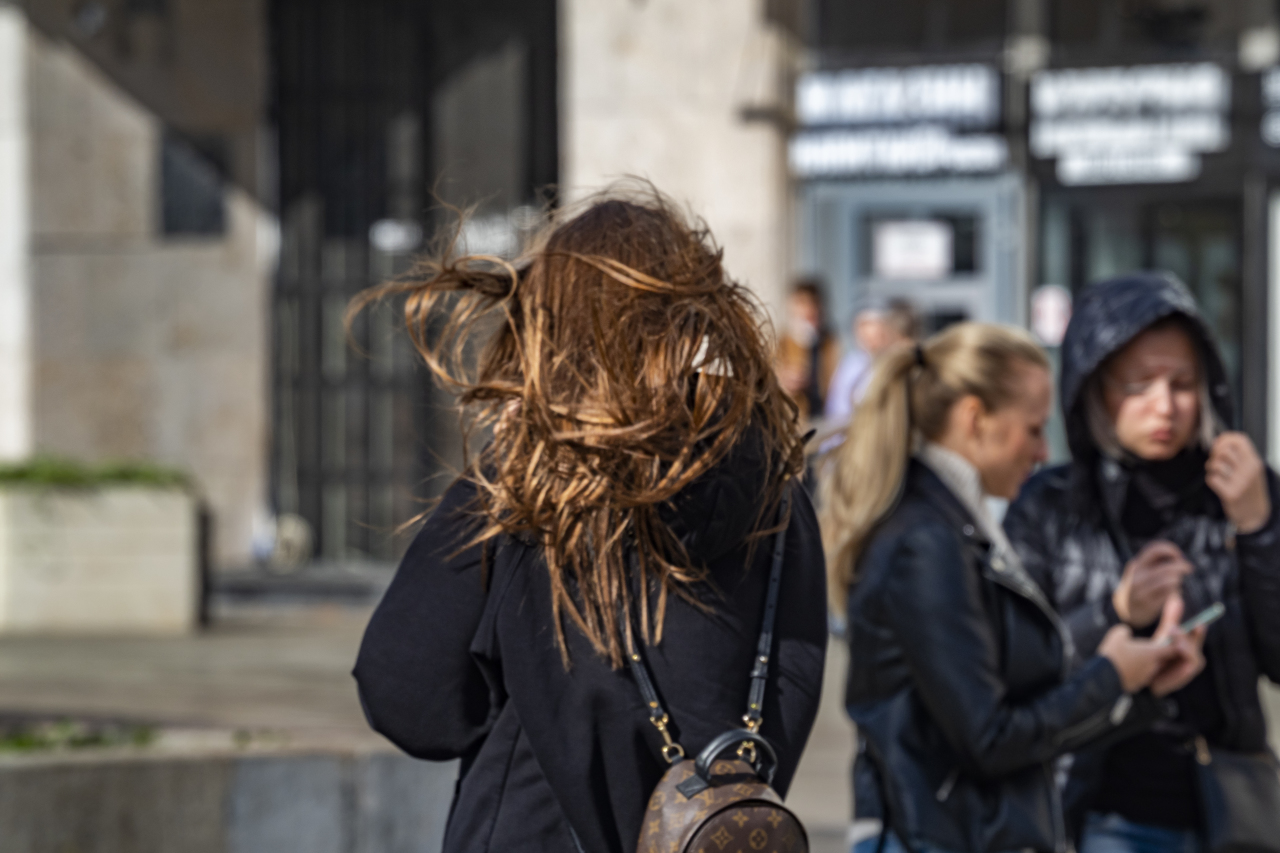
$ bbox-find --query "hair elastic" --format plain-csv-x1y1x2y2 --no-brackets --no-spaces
914,343,926,367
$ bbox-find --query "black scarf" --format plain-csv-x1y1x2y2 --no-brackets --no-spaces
1121,447,1211,542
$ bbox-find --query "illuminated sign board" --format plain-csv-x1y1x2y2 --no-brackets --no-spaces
790,65,1007,179
796,65,999,126
1030,63,1230,186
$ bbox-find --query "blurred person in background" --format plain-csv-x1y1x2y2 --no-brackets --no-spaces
824,298,921,425
777,278,839,421
822,323,1205,853
1005,273,1280,853
351,191,828,853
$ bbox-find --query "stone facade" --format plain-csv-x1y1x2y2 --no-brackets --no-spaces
559,0,797,323
0,4,31,462
0,3,271,568
0,0,800,577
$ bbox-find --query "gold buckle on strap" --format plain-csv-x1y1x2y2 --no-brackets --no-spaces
650,714,685,763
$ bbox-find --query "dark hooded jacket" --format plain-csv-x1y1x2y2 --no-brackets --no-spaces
1004,273,1280,833
353,436,828,853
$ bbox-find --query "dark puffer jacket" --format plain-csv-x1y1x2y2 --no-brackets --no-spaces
353,436,828,853
1004,273,1280,830
846,461,1145,853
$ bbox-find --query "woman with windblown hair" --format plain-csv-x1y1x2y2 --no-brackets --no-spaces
351,192,828,853
821,323,1206,853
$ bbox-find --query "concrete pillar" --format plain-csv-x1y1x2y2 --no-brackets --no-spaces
0,2,30,461
559,0,795,323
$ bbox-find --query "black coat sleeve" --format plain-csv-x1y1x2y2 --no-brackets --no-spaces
881,521,1126,780
1235,468,1280,684
352,476,495,760
1005,481,1119,661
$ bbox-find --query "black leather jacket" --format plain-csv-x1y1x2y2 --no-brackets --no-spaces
847,462,1150,853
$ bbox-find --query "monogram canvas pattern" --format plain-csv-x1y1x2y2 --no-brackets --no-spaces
637,759,808,853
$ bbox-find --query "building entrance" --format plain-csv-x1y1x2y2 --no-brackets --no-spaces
799,174,1025,345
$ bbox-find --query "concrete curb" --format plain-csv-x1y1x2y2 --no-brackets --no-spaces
0,746,457,853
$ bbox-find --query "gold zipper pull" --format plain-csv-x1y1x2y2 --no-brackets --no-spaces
1195,736,1212,766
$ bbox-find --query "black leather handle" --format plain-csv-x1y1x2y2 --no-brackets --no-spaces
676,729,779,798
702,729,778,781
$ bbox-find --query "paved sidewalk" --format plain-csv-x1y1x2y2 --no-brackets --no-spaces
0,604,380,746
0,604,857,851
24,607,1277,853
788,638,855,853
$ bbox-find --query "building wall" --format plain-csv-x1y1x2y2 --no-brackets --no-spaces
559,0,795,323
0,3,30,461
20,19,272,568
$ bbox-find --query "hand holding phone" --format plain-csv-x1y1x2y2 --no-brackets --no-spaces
1099,596,1211,695
1157,601,1224,648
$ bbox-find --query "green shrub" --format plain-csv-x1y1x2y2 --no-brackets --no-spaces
0,457,189,488
0,719,156,752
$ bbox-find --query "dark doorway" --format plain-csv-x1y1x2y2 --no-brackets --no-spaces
1144,202,1243,403
1041,191,1244,422
269,0,557,561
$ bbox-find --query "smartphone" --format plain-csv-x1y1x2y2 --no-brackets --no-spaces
1179,602,1226,633
1158,602,1225,646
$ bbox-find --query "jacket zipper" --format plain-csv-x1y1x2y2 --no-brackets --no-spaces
1044,762,1066,853
935,768,959,802
1052,704,1113,749
983,565,1075,680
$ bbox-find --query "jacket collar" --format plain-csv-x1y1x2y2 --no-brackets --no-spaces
907,460,1075,672
906,460,991,550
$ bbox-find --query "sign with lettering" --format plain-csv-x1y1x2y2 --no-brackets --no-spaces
791,65,1007,179
1030,63,1231,186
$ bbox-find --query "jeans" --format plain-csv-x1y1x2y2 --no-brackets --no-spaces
1081,812,1203,853
852,832,963,853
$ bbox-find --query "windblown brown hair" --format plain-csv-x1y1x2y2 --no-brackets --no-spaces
348,189,805,667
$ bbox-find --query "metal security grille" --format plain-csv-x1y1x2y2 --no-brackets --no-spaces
269,0,557,561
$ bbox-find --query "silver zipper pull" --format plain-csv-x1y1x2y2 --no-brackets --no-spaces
936,768,960,802
1110,694,1133,726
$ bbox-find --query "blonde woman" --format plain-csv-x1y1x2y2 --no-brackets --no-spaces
821,323,1206,853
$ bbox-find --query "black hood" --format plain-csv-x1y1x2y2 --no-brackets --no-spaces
1059,271,1234,463
660,425,774,566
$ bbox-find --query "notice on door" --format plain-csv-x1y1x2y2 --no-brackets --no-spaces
872,219,954,280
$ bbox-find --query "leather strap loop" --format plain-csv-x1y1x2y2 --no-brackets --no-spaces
675,729,780,798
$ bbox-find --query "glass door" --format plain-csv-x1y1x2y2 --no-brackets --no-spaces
799,173,1025,350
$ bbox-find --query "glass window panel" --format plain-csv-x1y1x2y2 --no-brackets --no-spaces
322,485,347,559
322,296,348,381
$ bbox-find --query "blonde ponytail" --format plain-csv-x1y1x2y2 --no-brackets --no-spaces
820,323,1048,610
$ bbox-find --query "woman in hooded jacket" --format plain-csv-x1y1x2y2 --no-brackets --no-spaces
1004,272,1280,853
349,191,828,853
823,322,1205,853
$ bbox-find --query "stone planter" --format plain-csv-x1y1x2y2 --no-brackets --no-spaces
0,486,197,634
